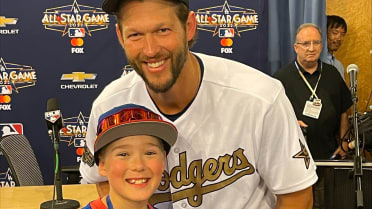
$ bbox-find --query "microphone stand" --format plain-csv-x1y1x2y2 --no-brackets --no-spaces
351,85,364,209
40,125,80,209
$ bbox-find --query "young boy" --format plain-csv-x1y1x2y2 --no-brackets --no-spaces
83,104,178,209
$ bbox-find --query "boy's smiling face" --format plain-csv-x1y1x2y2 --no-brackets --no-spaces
98,135,166,204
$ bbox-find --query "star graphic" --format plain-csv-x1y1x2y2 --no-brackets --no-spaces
0,58,7,72
59,112,89,146
211,1,241,37
0,168,12,181
61,0,91,37
293,139,311,169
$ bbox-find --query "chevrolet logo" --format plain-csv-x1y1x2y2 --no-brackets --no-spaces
0,16,18,27
61,72,97,82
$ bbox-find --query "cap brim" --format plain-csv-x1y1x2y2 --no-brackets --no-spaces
94,121,177,154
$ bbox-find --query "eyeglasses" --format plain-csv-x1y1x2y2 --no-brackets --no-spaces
97,107,162,138
296,40,322,49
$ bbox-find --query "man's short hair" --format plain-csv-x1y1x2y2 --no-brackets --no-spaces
295,23,322,43
327,15,347,33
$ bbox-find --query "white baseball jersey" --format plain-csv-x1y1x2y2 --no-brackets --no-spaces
80,52,318,209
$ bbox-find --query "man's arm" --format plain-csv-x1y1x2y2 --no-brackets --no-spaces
275,186,313,209
333,111,349,158
96,181,110,198
259,88,317,208
339,111,350,150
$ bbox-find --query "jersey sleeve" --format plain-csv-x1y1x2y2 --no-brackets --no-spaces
79,107,108,184
256,88,318,194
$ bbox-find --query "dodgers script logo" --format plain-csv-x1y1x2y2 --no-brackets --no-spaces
41,0,110,53
195,0,259,53
0,58,37,110
150,148,255,207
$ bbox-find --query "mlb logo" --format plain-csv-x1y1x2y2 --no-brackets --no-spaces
45,110,61,124
0,85,12,95
69,28,85,38
74,138,85,148
219,28,235,38
0,123,23,137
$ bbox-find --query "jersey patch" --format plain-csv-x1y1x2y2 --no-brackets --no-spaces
82,144,95,167
292,139,311,169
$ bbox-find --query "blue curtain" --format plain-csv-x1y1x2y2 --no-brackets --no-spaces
268,0,327,75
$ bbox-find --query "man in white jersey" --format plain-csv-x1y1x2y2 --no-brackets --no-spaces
80,0,318,208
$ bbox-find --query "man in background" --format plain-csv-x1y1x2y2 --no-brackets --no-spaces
274,23,352,209
323,15,347,80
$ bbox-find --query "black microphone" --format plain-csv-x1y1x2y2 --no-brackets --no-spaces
347,64,359,91
41,98,80,209
45,97,63,132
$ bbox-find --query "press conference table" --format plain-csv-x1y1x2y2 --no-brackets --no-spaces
0,184,98,209
315,160,372,167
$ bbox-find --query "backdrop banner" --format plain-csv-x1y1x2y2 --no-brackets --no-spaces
0,0,268,186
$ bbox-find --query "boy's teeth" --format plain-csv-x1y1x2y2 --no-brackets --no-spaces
129,179,147,184
148,60,164,68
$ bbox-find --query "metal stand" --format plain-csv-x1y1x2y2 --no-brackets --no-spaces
351,86,364,209
40,125,80,209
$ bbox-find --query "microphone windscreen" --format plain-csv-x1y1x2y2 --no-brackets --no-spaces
346,64,359,74
47,98,60,111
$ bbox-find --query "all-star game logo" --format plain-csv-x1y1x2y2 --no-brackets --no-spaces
58,112,89,163
0,58,37,111
195,0,259,54
0,168,16,187
41,0,110,54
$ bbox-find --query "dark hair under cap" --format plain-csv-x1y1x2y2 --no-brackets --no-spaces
102,0,189,15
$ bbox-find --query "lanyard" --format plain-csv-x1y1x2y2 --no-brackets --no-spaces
106,195,114,209
106,195,154,209
295,61,322,100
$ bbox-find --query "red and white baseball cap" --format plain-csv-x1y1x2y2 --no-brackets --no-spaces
94,104,178,164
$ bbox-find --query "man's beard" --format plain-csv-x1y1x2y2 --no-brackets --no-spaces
126,39,188,93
